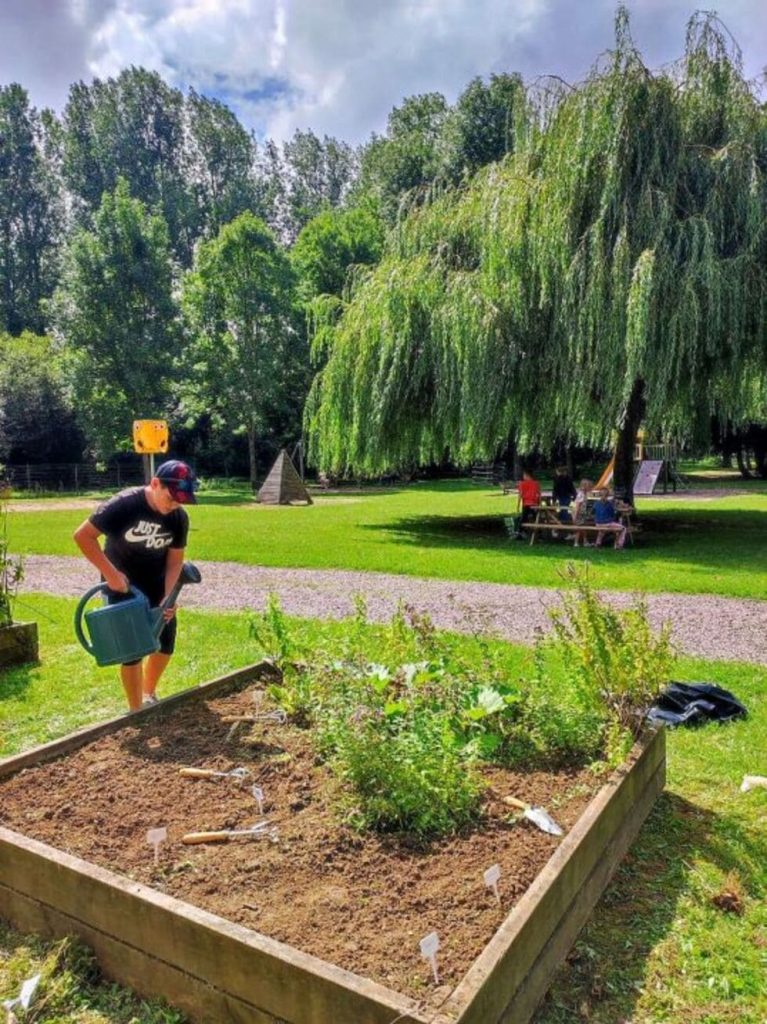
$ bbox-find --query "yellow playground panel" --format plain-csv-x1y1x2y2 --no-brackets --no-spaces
132,420,169,455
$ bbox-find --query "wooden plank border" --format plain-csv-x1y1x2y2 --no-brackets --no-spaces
0,669,665,1024
435,726,666,1024
0,661,275,779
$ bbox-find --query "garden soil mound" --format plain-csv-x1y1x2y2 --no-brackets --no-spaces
0,684,599,998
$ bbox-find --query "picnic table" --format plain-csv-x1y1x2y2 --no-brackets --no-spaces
521,500,638,546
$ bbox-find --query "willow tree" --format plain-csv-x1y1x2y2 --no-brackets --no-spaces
307,10,767,497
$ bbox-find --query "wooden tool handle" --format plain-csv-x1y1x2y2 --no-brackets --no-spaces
179,768,218,778
503,796,528,810
182,831,231,844
221,715,256,724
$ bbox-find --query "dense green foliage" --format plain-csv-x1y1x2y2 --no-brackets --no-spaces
2,14,766,479
51,180,180,457
291,203,384,303
0,85,60,335
182,212,303,487
355,74,524,223
3,62,519,467
308,11,767,477
0,332,83,462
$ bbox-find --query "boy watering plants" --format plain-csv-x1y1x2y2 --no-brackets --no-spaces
73,460,198,711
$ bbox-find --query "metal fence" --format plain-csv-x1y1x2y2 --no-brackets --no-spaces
0,462,145,493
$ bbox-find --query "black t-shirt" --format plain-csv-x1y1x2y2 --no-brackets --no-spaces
552,475,577,504
89,487,189,599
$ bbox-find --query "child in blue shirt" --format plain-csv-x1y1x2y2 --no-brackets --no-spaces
593,489,627,549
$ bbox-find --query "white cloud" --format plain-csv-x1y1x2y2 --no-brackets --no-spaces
2,0,766,143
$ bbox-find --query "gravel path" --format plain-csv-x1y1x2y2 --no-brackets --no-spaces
21,554,767,666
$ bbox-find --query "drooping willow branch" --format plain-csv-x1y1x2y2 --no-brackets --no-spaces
307,9,767,475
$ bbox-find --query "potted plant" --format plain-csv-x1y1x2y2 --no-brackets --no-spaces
0,484,37,669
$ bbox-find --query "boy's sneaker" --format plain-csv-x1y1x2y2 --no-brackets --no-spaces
142,694,158,706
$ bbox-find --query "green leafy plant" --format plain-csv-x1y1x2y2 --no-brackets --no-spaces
0,487,24,629
249,594,317,724
536,564,675,763
248,583,673,836
330,710,482,837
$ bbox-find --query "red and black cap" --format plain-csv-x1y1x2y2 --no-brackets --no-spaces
155,460,199,505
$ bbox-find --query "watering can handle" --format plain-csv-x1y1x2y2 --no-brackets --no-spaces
73,583,143,656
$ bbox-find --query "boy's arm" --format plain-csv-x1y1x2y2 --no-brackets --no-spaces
73,520,129,592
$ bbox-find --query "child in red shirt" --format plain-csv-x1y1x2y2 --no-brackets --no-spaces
514,470,541,538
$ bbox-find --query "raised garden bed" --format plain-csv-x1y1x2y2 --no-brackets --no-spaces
0,662,665,1024
0,620,38,669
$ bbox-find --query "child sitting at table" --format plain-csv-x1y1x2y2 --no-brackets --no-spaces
552,465,577,523
514,469,542,539
572,478,593,547
593,488,627,549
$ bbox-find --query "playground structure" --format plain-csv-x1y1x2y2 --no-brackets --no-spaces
257,449,313,505
594,440,685,496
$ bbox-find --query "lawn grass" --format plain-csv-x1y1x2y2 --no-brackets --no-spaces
7,477,767,600
1,595,765,1022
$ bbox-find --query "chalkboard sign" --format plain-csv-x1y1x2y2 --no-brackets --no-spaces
633,460,664,495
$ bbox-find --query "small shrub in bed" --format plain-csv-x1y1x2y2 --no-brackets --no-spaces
538,565,674,764
248,572,673,837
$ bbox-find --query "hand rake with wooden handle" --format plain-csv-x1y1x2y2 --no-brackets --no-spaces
179,767,251,781
182,822,277,844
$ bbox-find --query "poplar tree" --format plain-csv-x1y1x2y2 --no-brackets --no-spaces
307,11,767,498
52,179,179,457
182,212,300,490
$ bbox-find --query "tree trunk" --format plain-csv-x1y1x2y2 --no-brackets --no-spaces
736,447,753,480
613,379,645,505
248,425,258,493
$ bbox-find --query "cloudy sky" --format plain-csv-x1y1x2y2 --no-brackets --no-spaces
2,0,766,144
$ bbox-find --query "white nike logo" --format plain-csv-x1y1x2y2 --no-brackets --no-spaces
125,522,174,550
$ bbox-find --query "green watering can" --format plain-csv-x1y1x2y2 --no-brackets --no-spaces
74,562,202,666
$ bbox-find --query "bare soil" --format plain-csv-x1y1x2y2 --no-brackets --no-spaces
0,682,598,998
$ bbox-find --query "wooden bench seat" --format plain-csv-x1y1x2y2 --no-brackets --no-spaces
521,522,640,545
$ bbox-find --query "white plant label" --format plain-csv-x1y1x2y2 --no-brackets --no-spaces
252,785,265,815
419,931,440,984
3,972,41,1012
146,826,168,866
484,864,501,903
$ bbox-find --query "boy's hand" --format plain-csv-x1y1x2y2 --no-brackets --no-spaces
162,605,177,622
104,569,130,593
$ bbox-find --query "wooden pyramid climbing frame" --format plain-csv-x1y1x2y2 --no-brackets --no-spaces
257,449,313,505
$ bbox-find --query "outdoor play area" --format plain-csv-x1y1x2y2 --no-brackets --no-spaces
1,467,765,1024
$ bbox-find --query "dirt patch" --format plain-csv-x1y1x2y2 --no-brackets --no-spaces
0,683,598,998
